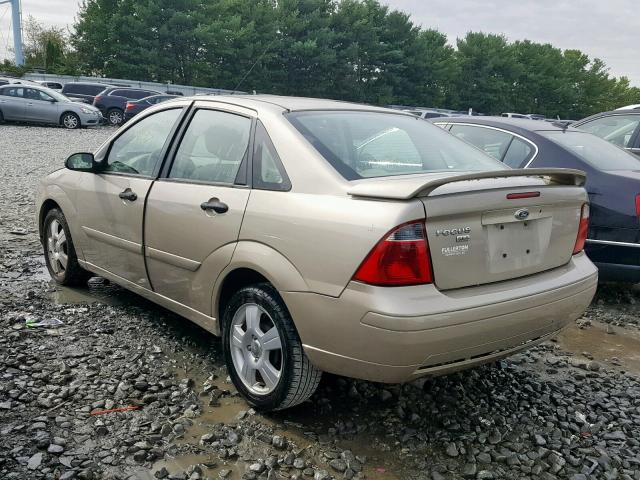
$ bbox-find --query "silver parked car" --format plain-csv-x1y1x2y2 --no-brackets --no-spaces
0,84,102,129
37,95,597,410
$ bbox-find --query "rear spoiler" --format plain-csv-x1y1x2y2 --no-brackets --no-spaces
347,168,586,200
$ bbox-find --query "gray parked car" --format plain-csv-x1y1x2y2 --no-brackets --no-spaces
0,84,103,129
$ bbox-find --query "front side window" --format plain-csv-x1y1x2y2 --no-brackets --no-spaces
449,124,514,161
578,115,640,148
169,109,251,184
104,108,182,176
26,89,54,102
540,131,640,171
287,111,504,180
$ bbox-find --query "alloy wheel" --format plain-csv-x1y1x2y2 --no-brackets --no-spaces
230,303,283,395
46,219,68,275
109,110,122,125
63,114,78,129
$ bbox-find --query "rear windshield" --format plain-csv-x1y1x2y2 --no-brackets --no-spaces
287,111,505,179
540,131,640,171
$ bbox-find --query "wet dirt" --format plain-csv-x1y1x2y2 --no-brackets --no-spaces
557,320,640,375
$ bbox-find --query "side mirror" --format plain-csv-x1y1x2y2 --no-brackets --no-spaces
65,152,96,172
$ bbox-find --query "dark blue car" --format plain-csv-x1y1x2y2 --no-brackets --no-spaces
433,117,640,282
123,94,179,123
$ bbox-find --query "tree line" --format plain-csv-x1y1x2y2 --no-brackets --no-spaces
3,0,639,119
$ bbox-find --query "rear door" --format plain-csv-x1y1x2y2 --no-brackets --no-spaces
144,102,253,313
0,86,26,120
74,105,186,287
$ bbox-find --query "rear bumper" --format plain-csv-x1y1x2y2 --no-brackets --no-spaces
283,253,597,383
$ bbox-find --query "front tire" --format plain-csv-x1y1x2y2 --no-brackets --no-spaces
222,284,322,411
61,112,80,129
107,108,123,126
43,209,91,286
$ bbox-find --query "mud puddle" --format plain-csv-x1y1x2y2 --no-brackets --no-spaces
149,358,405,479
556,320,640,374
48,277,148,307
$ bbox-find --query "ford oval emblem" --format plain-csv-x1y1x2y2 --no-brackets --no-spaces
514,208,530,221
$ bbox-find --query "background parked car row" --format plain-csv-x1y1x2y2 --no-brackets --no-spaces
433,117,640,282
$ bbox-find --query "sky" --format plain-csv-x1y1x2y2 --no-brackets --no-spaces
0,0,637,86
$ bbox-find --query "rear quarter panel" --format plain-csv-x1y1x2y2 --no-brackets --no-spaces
239,190,426,296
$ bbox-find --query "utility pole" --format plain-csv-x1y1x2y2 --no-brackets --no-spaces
0,0,24,65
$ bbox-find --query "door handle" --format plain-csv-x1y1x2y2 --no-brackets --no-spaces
118,189,138,201
200,199,228,214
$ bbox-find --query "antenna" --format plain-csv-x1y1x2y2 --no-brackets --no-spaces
232,29,280,94
0,0,23,65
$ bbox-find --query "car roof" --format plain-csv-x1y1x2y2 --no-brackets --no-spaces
105,86,158,91
441,115,570,133
185,94,403,114
65,82,112,86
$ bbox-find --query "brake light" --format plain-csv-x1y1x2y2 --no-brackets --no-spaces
636,194,640,217
353,220,433,286
507,191,540,200
94,95,103,104
125,102,134,111
573,204,589,254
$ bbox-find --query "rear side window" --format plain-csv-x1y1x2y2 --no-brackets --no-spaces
578,115,640,148
449,125,513,161
169,109,251,184
63,84,104,95
0,80,8,86
3,87,24,98
502,138,534,168
287,111,504,180
253,120,290,191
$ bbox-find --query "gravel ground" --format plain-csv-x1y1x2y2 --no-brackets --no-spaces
1,124,640,480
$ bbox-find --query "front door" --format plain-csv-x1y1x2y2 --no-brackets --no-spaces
74,107,185,287
24,88,60,124
144,105,253,314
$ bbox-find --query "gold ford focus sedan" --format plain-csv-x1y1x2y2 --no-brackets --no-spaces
37,95,598,410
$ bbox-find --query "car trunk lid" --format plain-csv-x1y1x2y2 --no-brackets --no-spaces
349,169,588,290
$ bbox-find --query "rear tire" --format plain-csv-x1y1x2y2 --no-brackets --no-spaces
107,108,123,126
222,283,322,411
43,209,91,286
0,110,4,123
61,112,80,129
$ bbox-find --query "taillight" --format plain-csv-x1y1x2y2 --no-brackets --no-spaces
573,204,589,254
125,102,134,111
94,95,103,104
636,194,640,217
353,220,433,286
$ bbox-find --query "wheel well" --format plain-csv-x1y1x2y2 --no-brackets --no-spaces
59,111,78,124
218,268,270,321
39,199,61,240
